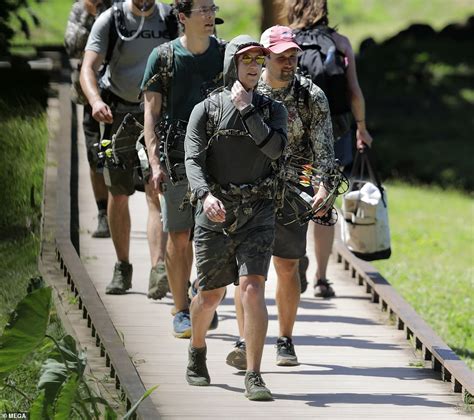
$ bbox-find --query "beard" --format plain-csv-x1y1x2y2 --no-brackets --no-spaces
280,69,295,82
133,0,155,12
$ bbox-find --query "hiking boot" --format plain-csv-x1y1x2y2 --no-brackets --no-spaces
314,278,336,298
173,310,192,339
276,336,299,366
105,261,132,294
298,255,309,294
147,262,169,300
188,280,223,331
186,345,210,386
244,371,273,401
226,339,247,370
92,210,110,238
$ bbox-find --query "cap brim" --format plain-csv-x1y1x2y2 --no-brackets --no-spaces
215,17,224,25
267,42,302,54
237,45,271,56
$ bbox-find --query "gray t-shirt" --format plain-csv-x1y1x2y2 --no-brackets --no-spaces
86,2,172,103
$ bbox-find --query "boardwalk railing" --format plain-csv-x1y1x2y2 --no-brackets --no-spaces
50,83,160,419
333,230,473,402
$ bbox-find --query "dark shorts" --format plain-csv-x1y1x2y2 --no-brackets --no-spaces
273,187,312,259
83,104,101,168
194,224,275,291
102,109,143,197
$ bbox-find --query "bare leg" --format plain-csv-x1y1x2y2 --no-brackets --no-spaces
166,230,193,312
190,287,226,348
240,275,267,373
313,223,335,280
233,286,245,337
90,167,108,203
107,192,130,262
273,257,300,338
144,185,167,266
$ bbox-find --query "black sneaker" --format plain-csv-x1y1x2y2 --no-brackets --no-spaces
276,336,299,366
92,209,110,238
244,371,273,401
186,345,210,386
314,278,336,298
226,339,247,370
105,261,132,294
298,255,309,294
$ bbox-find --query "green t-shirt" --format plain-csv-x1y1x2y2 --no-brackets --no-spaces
141,37,224,121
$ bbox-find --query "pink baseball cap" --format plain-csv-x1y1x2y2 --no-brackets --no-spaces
260,25,302,54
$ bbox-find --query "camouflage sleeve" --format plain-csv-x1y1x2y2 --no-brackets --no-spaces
309,86,335,173
64,2,95,58
185,100,210,194
240,98,288,160
140,43,171,94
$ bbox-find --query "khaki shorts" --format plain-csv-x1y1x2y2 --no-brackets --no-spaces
159,181,194,233
194,224,275,291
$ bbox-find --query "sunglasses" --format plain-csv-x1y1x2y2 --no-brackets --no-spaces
240,55,266,65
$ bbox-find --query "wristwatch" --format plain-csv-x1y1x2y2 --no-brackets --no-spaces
195,188,209,201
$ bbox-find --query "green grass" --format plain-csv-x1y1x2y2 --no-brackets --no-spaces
372,182,474,369
328,0,474,50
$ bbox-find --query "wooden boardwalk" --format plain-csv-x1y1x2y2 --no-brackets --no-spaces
75,108,469,419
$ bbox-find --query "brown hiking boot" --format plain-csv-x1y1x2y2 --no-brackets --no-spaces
147,262,169,300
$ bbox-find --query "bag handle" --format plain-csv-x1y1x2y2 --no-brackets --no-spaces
350,149,387,207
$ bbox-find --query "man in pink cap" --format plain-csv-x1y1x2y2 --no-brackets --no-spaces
227,25,336,369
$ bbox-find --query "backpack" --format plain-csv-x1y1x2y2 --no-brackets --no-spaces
101,1,179,78
294,26,351,137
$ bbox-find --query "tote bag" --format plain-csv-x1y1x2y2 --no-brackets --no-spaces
341,150,391,261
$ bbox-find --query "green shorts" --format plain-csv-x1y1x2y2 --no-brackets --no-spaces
194,224,275,291
159,181,194,233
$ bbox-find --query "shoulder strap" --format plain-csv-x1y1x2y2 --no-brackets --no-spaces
104,2,123,66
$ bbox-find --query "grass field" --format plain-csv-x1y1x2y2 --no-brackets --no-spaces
373,183,474,368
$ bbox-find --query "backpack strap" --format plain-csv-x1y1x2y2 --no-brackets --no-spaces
99,1,123,78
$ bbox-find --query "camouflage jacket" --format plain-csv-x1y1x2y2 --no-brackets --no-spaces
64,1,97,59
257,73,335,185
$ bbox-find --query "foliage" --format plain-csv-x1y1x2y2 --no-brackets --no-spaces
0,287,157,417
0,0,41,55
373,182,474,369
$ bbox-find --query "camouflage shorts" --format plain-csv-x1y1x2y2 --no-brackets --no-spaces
194,224,275,291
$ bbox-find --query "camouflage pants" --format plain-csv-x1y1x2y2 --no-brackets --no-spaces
194,224,275,291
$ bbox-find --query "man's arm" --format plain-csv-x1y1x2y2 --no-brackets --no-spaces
144,90,166,193
80,50,113,124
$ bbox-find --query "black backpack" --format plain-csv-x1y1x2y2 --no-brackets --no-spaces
294,26,351,118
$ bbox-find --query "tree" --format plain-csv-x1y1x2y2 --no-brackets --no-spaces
260,0,286,32
0,0,40,56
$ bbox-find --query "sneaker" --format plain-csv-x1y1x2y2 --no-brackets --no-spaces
276,336,299,366
105,261,132,294
298,255,309,294
226,339,247,370
92,210,110,238
147,262,169,300
244,371,273,401
188,280,223,331
186,345,210,386
314,278,336,298
173,310,192,339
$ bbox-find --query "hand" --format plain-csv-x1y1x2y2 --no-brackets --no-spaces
91,99,113,124
149,164,167,194
203,193,226,223
356,127,373,151
231,80,253,111
312,184,330,217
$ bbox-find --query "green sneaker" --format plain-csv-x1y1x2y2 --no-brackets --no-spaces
105,261,132,295
244,371,273,401
186,345,210,386
147,262,169,300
